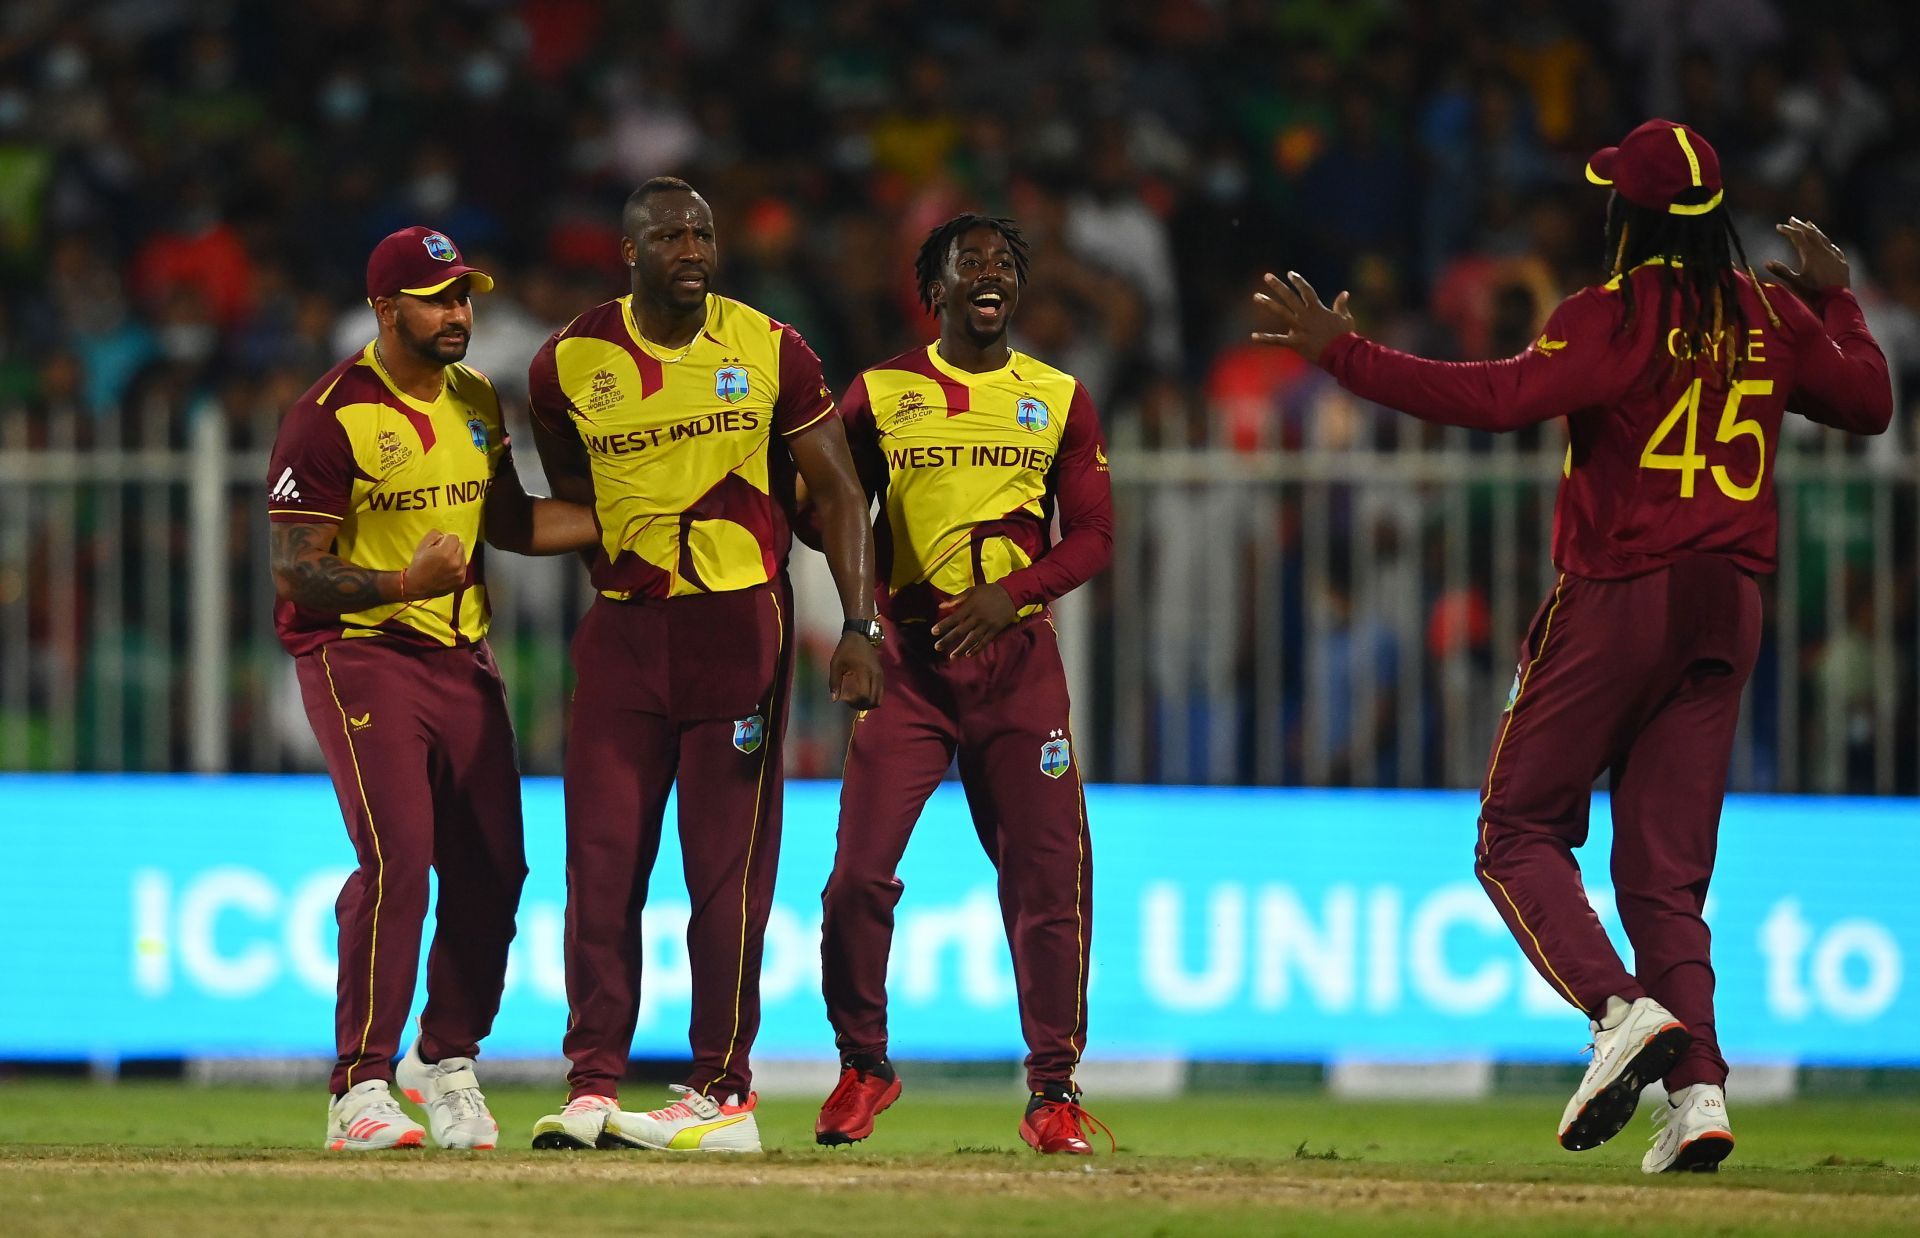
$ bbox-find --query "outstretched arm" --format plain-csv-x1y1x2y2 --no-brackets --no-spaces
1251,271,1628,431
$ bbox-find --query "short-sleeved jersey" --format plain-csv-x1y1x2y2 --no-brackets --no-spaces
267,342,508,655
842,343,1114,627
527,293,834,600
1320,264,1891,578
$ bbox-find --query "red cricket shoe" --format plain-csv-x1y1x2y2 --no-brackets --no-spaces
1019,1096,1116,1155
815,1066,902,1146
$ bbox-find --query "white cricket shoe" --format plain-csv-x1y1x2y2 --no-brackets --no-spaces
326,1080,425,1151
531,1094,620,1150
1643,1083,1735,1173
1559,995,1692,1151
395,1039,498,1150
605,1085,763,1152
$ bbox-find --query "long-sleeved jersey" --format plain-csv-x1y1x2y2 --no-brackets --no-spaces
1319,264,1891,578
840,343,1113,628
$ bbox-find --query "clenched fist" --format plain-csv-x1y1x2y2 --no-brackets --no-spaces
403,529,467,600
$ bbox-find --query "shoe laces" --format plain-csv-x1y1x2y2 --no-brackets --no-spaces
562,1095,615,1117
1032,1099,1117,1153
651,1083,720,1122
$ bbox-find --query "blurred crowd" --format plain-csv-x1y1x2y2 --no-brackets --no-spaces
0,0,1913,789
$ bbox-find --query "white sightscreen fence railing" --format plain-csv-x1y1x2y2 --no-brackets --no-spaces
1,412,1915,792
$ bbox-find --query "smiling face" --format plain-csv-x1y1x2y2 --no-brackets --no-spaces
624,190,717,312
935,223,1022,344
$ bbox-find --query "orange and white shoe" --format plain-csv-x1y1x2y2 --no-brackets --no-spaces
530,1094,619,1150
1019,1093,1116,1156
395,1039,498,1150
1559,996,1692,1151
325,1080,425,1151
606,1085,762,1152
1643,1084,1735,1173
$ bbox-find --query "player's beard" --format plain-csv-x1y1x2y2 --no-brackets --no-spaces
398,318,470,366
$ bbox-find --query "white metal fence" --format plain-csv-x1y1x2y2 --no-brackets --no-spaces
2,407,1914,792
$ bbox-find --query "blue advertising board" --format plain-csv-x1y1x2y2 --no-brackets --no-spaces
0,777,1913,1065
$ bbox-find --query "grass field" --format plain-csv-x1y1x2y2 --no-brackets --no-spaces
4,1082,1917,1235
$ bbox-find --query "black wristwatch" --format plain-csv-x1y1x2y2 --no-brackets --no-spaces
843,617,883,646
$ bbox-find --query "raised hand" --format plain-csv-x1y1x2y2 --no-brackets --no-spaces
1250,271,1355,362
404,529,467,600
1765,217,1851,299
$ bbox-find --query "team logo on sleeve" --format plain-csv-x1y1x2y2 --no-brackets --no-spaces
1039,728,1072,778
269,467,301,503
467,416,489,452
733,714,766,754
714,363,750,404
1015,396,1050,432
422,232,458,261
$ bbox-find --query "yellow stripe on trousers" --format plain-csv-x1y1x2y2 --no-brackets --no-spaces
321,646,387,1089
1475,574,1582,1007
713,588,784,1093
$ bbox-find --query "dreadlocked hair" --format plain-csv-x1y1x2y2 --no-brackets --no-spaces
1602,194,1782,387
914,214,1031,315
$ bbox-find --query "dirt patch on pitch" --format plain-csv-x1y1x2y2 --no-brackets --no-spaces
6,1148,1915,1223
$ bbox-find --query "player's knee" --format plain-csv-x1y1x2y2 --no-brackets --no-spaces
822,870,902,915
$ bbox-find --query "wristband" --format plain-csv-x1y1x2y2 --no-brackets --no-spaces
397,566,409,603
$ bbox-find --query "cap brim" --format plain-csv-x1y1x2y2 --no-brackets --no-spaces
1584,148,1617,186
398,268,495,296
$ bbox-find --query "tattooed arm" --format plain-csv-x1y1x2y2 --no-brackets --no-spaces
270,521,467,612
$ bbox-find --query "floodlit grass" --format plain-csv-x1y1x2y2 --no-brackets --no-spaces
3,1083,1917,1235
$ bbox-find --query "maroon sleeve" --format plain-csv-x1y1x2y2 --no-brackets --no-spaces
789,373,881,552
265,404,356,523
839,373,888,498
773,324,836,438
526,333,578,441
1778,287,1893,435
997,381,1114,609
1319,290,1634,432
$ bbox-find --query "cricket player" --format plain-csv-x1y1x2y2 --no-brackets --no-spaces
525,177,883,1153
809,215,1115,1154
1251,121,1891,1171
268,226,599,1151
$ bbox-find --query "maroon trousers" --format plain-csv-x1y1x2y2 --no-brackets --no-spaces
560,582,792,1102
296,639,528,1097
1477,557,1761,1090
822,617,1093,1092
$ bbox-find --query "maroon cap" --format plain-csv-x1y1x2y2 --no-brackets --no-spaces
1585,120,1724,216
365,226,495,300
